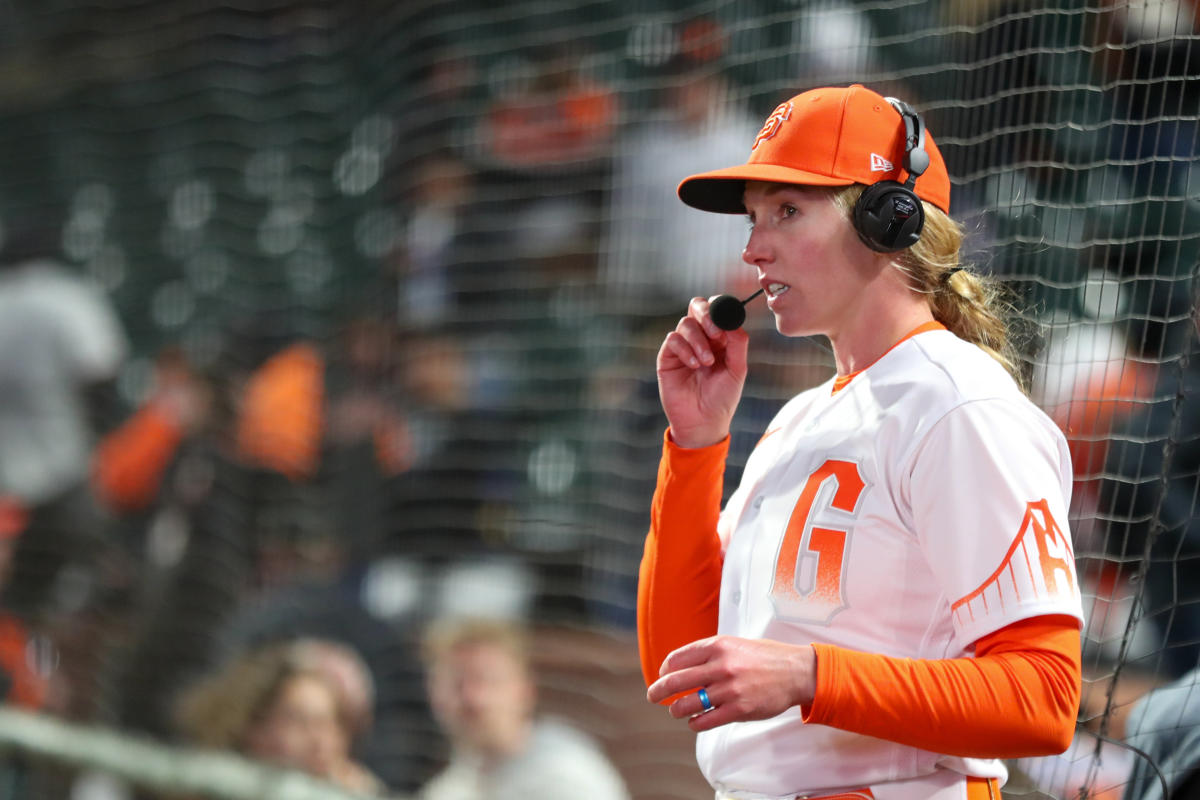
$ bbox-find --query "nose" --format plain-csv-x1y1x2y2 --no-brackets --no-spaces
458,677,491,712
742,227,771,268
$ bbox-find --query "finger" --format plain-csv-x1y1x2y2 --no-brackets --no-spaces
689,296,724,340
659,636,719,675
647,663,714,705
656,329,688,371
674,316,716,366
660,331,704,370
667,687,714,719
688,701,741,732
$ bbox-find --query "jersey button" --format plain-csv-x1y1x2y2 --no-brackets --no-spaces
731,590,741,605
753,496,764,509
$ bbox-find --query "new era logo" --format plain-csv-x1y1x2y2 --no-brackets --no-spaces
869,153,893,172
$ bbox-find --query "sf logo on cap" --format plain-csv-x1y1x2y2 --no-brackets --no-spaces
753,102,793,151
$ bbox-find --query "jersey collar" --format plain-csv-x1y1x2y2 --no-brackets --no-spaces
830,320,946,395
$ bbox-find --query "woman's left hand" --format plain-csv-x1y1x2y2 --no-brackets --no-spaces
646,636,817,732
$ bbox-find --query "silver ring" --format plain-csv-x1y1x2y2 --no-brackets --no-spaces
697,688,713,712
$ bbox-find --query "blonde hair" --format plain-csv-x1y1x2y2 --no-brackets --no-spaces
830,185,1025,388
420,617,532,671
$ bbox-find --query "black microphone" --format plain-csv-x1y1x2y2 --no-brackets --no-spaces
709,288,765,331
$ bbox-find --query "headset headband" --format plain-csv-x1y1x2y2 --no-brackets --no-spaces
885,97,930,189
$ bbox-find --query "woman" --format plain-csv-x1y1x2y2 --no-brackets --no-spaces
174,640,386,796
638,84,1083,800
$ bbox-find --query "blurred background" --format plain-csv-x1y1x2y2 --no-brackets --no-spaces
0,1,1198,798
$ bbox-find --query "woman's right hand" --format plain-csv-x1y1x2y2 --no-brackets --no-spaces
656,296,750,449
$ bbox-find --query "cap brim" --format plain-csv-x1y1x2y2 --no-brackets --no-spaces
678,164,855,214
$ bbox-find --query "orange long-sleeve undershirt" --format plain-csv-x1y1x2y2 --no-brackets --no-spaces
638,429,1082,758
808,616,1080,757
92,403,186,512
637,430,726,688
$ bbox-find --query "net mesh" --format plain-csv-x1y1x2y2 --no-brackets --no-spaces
0,1,1197,798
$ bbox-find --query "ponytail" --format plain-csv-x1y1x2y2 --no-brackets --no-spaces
831,186,1026,390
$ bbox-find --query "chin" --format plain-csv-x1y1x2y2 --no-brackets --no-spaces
774,318,811,338
772,307,826,339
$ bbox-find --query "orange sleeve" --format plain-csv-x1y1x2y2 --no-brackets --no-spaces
805,614,1081,758
92,404,186,512
637,429,727,687
235,343,325,481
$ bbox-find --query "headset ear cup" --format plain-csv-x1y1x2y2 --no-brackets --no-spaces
853,182,926,253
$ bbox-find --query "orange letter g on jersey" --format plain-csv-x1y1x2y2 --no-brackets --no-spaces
771,459,867,625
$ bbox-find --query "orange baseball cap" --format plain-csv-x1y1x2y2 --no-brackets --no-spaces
678,84,951,214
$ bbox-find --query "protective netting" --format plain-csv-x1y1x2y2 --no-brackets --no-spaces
0,1,1198,798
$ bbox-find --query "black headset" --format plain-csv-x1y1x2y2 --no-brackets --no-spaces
852,97,931,253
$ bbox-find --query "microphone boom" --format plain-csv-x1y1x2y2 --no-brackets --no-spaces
709,288,764,331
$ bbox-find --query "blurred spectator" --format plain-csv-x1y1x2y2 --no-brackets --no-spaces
1015,733,1133,800
325,318,414,562
91,346,215,516
0,217,128,624
174,639,387,796
1123,665,1200,800
1098,280,1200,679
386,330,511,560
1028,277,1165,677
0,496,49,710
235,331,411,487
291,638,377,745
477,44,616,172
418,617,629,800
1016,665,1165,800
234,328,413,565
235,340,327,483
100,345,256,741
460,43,615,349
1090,1,1200,363
106,325,412,745
393,155,477,331
1094,0,1200,200
1031,278,1160,549
0,498,60,800
603,18,758,306
213,554,441,794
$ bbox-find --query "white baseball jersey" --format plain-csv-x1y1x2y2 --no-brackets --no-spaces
699,328,1083,799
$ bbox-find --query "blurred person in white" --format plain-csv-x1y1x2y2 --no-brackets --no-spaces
0,216,128,622
398,154,475,331
1012,664,1165,800
1029,273,1158,549
1123,665,1200,800
419,617,629,800
603,17,759,307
